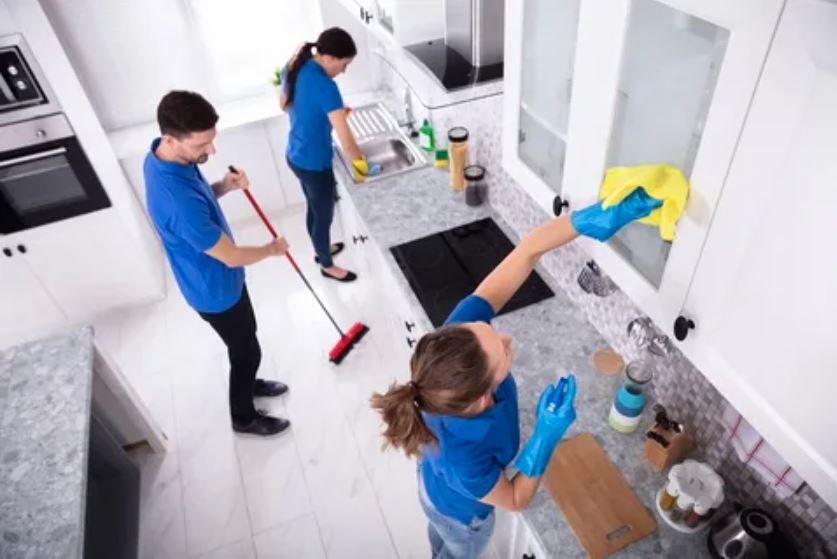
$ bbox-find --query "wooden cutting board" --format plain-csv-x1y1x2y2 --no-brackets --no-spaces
542,433,657,559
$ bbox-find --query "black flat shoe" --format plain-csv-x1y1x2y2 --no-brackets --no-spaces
233,414,291,438
254,379,289,398
314,242,345,264
320,268,357,282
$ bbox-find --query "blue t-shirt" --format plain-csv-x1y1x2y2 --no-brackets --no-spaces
420,295,521,526
144,139,244,313
284,59,344,171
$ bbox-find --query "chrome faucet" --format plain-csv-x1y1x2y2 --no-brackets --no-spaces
400,88,419,138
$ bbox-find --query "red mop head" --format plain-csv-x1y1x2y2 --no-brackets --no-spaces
328,322,370,364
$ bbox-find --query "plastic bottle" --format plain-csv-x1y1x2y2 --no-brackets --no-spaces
419,119,435,152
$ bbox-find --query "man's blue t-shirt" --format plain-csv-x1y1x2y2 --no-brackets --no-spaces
144,139,244,313
420,295,521,526
284,59,344,171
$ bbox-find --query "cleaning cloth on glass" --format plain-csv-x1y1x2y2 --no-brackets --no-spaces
599,164,689,241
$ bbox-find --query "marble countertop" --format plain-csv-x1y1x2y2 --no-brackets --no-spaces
0,327,94,559
335,158,710,557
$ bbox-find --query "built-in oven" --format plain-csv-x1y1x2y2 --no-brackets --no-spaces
0,34,110,234
0,114,110,234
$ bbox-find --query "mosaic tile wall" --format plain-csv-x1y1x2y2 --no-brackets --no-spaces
374,58,837,557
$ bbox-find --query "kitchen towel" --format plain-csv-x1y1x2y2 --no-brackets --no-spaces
721,403,805,499
599,164,689,241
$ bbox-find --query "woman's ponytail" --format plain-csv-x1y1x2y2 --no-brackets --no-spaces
369,381,435,459
282,41,315,109
370,325,494,458
282,28,357,110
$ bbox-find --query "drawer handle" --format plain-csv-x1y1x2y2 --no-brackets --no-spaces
406,337,416,348
553,195,569,216
17,244,26,254
673,315,695,341
3,247,12,257
405,321,415,332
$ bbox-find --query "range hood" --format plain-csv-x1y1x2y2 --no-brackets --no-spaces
405,0,504,92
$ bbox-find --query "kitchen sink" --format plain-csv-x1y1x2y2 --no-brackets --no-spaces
333,103,428,183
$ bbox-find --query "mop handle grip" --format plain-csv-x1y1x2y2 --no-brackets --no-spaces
231,166,301,272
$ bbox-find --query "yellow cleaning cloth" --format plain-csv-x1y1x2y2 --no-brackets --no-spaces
599,164,689,241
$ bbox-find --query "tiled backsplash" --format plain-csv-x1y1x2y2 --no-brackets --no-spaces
374,56,836,557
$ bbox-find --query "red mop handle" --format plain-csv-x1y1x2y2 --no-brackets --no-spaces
238,176,301,273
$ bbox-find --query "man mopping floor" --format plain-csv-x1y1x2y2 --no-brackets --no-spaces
144,90,291,438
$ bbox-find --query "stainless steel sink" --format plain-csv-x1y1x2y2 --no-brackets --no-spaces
333,103,428,183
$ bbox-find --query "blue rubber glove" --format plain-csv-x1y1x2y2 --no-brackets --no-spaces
514,375,577,477
367,161,382,176
570,187,663,241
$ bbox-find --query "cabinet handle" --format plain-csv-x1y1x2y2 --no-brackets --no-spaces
2,247,12,257
673,315,695,341
405,321,415,332
553,195,569,216
353,235,361,245
16,244,26,254
523,554,536,559
406,337,416,348
353,234,368,244
364,10,373,23
359,6,364,20
361,235,368,243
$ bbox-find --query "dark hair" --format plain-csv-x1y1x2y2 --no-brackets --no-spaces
369,325,493,458
282,27,357,109
156,90,218,138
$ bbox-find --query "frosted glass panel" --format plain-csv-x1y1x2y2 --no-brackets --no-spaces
518,0,580,192
607,0,728,287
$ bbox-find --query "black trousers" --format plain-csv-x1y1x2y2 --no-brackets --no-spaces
198,286,260,424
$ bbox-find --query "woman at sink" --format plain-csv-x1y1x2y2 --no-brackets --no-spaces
279,27,380,283
370,192,662,558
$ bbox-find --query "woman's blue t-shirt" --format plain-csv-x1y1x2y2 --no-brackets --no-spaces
420,295,521,526
283,59,344,171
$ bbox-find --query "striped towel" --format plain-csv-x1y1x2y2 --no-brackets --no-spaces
721,403,805,499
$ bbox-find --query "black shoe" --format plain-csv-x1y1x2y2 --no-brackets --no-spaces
233,414,291,438
320,268,357,282
254,379,289,398
314,242,345,264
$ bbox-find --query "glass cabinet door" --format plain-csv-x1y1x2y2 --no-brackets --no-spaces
605,0,728,287
517,0,581,194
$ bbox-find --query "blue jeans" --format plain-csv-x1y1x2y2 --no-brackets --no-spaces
418,472,495,559
287,159,337,268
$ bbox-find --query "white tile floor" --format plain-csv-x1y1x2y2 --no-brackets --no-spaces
93,208,502,559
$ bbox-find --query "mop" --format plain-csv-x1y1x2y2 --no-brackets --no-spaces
231,166,369,364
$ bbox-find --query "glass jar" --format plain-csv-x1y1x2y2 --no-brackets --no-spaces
608,361,654,433
448,126,469,192
464,165,486,206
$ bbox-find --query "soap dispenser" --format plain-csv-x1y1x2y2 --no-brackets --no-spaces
419,119,435,152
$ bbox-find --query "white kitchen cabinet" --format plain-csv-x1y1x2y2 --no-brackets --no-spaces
19,210,161,322
335,0,443,46
336,182,427,357
502,0,582,215
504,0,784,335
0,240,67,347
678,0,837,510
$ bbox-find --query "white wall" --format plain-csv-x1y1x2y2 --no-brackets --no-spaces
39,0,324,131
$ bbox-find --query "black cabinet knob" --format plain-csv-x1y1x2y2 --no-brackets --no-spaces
405,321,415,332
2,247,12,257
553,195,569,216
523,554,536,559
17,244,26,254
360,235,368,243
406,337,416,348
673,315,695,341
353,235,361,245
364,11,373,23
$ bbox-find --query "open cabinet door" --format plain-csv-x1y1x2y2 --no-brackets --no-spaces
561,0,783,337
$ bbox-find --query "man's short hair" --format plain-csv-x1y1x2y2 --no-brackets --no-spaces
156,90,219,138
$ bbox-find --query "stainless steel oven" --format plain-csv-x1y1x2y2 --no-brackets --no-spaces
0,34,110,234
